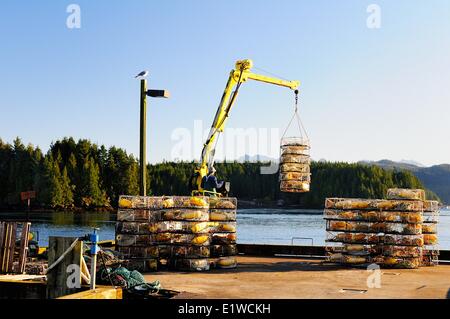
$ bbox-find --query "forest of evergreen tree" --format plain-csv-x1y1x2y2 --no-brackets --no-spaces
0,137,439,210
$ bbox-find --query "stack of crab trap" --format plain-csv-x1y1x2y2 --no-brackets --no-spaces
208,197,238,269
324,189,426,269
155,196,211,272
116,195,239,272
116,195,212,272
421,200,440,266
115,196,161,272
279,137,311,193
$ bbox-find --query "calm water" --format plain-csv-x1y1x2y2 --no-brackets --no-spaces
1,209,449,249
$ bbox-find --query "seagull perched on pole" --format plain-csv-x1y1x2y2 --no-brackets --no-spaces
135,70,149,79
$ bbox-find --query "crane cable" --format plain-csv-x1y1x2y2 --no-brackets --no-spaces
281,90,310,143
253,65,290,82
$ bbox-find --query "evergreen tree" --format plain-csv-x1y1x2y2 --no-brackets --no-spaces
79,157,108,208
0,139,12,206
0,136,442,209
61,167,74,207
38,156,65,208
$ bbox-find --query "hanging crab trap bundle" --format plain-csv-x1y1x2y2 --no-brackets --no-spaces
279,91,311,193
279,138,311,193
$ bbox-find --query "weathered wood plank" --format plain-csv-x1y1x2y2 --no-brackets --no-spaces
80,271,90,286
0,223,4,265
0,222,32,274
46,237,83,299
0,274,46,282
58,287,123,299
80,256,90,285
0,223,5,273
2,224,9,272
7,223,17,273
18,223,31,273
1,223,13,273
1,224,8,272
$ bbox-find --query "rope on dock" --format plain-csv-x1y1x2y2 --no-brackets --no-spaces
45,238,79,274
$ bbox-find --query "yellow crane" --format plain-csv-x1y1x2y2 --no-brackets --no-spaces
189,59,300,196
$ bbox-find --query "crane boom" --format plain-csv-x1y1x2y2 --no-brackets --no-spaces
190,59,300,194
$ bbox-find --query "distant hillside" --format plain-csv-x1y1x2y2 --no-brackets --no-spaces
1,136,447,209
398,159,425,167
237,154,277,162
361,160,450,204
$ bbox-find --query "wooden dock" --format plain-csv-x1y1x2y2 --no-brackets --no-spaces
1,243,449,299
58,286,122,299
149,255,450,299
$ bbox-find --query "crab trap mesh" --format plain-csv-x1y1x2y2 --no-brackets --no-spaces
324,189,442,269
279,138,311,193
116,195,238,272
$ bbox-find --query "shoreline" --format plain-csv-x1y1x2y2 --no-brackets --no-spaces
1,203,448,215
0,199,324,213
0,205,324,215
0,207,116,214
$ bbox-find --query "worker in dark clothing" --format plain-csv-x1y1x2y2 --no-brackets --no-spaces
203,167,224,194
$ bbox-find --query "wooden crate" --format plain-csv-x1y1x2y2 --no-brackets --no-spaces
0,222,31,274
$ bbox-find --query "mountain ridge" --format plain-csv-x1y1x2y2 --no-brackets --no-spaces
360,160,450,204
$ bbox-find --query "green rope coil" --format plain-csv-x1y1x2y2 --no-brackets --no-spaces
101,266,161,293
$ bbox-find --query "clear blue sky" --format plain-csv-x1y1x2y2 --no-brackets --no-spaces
1,1,449,166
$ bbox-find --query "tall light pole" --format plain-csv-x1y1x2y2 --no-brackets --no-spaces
139,79,147,196
137,73,170,196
